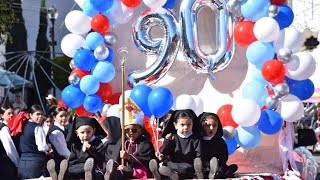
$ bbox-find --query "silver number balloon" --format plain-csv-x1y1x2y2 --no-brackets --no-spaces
128,9,180,87
180,0,234,76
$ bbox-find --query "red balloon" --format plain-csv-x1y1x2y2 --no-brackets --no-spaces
262,60,285,85
57,99,68,109
96,83,113,102
91,14,110,34
270,0,287,5
75,105,93,117
217,104,238,128
70,68,90,79
108,92,121,105
234,20,257,47
121,0,142,8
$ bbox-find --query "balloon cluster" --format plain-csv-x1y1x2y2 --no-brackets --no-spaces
219,0,316,152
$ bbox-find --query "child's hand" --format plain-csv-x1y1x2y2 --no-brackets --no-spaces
117,165,125,170
83,141,91,152
120,150,129,159
165,133,174,140
156,152,164,161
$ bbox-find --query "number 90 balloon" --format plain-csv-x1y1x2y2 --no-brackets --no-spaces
129,0,234,86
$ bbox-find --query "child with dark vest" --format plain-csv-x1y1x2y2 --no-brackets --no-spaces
198,112,238,179
64,116,106,180
0,105,19,179
46,106,70,180
149,109,203,180
104,98,156,180
17,105,52,179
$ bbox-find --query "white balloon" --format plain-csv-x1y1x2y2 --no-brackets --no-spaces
223,126,236,139
285,52,316,80
191,95,204,116
231,99,261,127
107,1,134,24
101,104,112,116
65,10,91,34
273,27,303,53
119,90,132,106
176,94,196,112
143,0,167,9
61,33,87,57
107,104,121,118
276,94,304,122
253,17,280,43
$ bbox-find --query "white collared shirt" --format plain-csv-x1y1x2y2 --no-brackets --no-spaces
0,125,19,167
48,122,70,159
177,132,193,139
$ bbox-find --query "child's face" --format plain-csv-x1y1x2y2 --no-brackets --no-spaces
2,108,14,122
54,110,68,126
30,110,44,124
125,124,142,142
43,118,53,127
174,117,193,136
76,125,95,142
202,118,218,137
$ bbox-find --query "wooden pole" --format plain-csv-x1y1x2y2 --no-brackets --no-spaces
118,47,128,166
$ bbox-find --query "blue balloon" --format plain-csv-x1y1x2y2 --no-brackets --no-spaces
148,87,174,118
82,0,99,17
246,41,275,69
287,78,315,101
83,94,103,113
89,0,114,12
242,81,268,107
130,84,152,117
251,67,269,85
86,32,104,50
236,126,262,149
92,61,116,83
101,10,116,25
257,110,283,135
241,0,270,22
163,0,176,9
273,5,294,30
73,48,96,71
80,75,100,95
105,48,114,63
224,137,238,155
61,85,86,108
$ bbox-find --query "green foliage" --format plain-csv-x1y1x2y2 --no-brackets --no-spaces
0,0,16,44
52,56,71,90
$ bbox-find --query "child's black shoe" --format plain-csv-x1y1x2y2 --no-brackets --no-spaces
194,158,204,179
149,159,161,180
47,159,57,180
159,166,179,180
209,157,218,179
84,158,94,180
225,164,238,177
104,159,114,180
58,159,68,180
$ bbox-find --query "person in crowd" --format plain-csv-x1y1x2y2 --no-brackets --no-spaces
106,98,156,180
198,112,238,179
13,94,27,110
17,105,52,179
46,107,70,180
64,116,106,180
151,109,203,180
45,94,58,115
0,105,19,179
101,116,121,159
0,104,14,126
42,114,54,135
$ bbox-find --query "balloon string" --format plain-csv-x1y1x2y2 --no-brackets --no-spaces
150,116,159,152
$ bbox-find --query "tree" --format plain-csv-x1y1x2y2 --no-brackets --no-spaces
0,0,16,44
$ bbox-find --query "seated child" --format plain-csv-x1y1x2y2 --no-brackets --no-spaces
106,98,156,180
151,109,203,180
199,112,238,179
64,116,106,180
